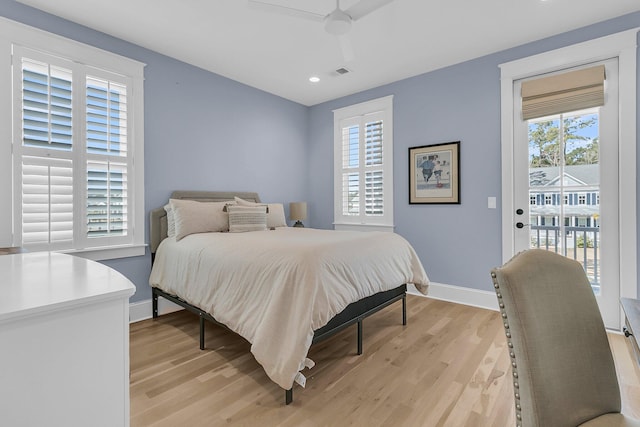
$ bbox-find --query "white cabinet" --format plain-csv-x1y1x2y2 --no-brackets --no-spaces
0,252,136,427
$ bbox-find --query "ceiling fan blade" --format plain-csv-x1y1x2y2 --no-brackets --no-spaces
248,0,325,22
338,34,355,63
346,0,396,21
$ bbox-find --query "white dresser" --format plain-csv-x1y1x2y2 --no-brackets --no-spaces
0,252,136,427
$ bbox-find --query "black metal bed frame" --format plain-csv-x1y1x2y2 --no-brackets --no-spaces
149,191,409,405
152,284,407,405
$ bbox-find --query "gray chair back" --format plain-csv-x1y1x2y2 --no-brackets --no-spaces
490,249,620,427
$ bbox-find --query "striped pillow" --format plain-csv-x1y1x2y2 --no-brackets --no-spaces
228,205,268,233
234,196,287,228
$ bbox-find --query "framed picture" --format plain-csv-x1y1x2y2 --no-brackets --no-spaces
409,141,460,204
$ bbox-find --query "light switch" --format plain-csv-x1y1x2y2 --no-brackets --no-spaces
488,197,497,209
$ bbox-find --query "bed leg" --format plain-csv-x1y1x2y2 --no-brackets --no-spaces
357,320,363,355
285,388,293,405
152,289,159,319
402,295,407,326
199,314,205,350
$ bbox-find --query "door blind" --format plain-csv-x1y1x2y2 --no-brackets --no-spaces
521,65,605,120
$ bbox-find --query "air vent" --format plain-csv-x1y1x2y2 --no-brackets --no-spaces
335,67,351,75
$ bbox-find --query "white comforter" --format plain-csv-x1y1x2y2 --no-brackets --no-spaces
149,227,429,389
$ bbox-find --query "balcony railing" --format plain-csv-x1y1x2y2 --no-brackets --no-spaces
530,225,600,293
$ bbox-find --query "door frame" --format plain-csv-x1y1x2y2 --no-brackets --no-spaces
499,28,638,326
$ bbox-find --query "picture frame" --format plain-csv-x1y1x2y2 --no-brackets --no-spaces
409,141,460,204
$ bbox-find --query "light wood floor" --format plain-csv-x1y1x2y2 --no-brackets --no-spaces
130,296,640,427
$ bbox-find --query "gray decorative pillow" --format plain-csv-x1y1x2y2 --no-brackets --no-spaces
234,196,287,228
164,203,176,238
228,205,268,233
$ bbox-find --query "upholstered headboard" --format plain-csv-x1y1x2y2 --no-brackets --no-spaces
149,191,261,254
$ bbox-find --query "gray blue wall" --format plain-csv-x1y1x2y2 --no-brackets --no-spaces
309,12,640,294
2,0,639,300
1,0,309,302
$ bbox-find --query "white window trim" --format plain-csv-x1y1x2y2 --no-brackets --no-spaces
333,95,394,232
499,28,637,301
0,16,146,260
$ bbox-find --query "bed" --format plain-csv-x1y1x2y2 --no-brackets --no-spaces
149,191,429,404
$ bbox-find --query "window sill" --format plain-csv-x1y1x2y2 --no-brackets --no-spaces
59,243,147,261
333,223,395,232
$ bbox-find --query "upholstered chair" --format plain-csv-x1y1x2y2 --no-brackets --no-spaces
490,249,640,427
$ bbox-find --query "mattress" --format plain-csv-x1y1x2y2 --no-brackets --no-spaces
149,227,429,389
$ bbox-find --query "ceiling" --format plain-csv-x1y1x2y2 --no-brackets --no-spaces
16,0,640,106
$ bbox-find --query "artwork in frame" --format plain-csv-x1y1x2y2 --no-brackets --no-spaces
409,141,460,204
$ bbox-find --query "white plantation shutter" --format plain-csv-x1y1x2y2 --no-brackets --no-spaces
86,77,129,240
341,122,360,216
20,156,73,249
334,96,393,230
343,173,360,215
3,20,144,259
22,59,73,151
364,120,383,216
11,44,141,254
365,170,383,215
338,116,386,220
86,78,127,155
17,55,75,250
365,120,383,166
87,161,127,237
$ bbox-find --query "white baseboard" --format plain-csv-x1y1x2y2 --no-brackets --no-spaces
130,282,499,323
129,298,184,323
407,282,499,311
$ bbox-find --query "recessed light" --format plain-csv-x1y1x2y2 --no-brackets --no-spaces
309,76,320,83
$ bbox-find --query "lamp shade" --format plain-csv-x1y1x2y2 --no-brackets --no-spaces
289,202,307,221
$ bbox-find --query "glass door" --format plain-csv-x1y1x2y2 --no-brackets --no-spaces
512,60,620,329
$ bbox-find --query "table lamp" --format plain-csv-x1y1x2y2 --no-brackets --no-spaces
289,202,307,228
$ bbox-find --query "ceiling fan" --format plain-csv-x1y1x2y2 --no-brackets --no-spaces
248,0,397,62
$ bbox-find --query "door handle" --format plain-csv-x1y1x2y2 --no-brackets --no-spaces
516,222,529,229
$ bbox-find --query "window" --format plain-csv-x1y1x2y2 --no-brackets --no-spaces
0,17,145,260
544,194,552,205
333,96,393,231
578,193,586,205
530,195,537,205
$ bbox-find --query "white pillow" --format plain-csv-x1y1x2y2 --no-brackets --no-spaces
234,197,287,228
170,199,233,241
228,205,268,233
164,203,176,238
